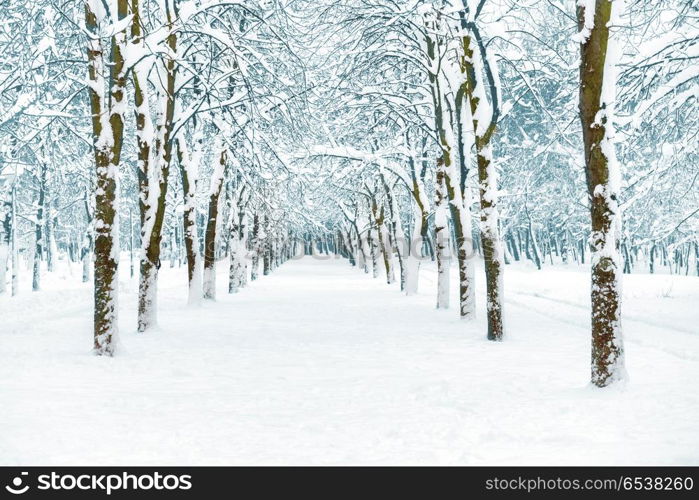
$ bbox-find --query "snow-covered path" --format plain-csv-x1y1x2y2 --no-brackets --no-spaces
1,257,698,465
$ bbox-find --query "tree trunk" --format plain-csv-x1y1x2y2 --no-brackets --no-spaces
169,224,177,268
622,242,632,274
228,187,247,293
129,208,135,277
0,184,11,295
203,147,227,300
32,165,46,291
86,0,127,355
175,136,202,305
527,218,542,270
367,220,379,279
578,0,625,387
81,193,94,283
370,195,393,285
461,32,505,340
405,165,429,294
263,248,271,276
250,214,260,281
476,147,505,340
435,158,450,309
136,2,178,331
381,174,405,290
425,19,474,317
46,202,57,273
508,232,520,261
453,79,477,319
11,184,19,296
359,232,370,273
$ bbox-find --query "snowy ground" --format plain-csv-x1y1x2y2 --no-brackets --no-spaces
1,255,698,465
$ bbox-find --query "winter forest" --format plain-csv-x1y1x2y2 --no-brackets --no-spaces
1,0,698,465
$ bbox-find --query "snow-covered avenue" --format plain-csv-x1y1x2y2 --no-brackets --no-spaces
1,0,698,470
1,257,697,465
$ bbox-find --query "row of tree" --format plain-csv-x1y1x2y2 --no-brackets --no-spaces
0,1,697,388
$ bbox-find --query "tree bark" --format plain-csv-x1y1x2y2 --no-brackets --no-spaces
81,190,94,283
435,158,450,309
250,213,260,281
136,1,178,331
228,185,247,293
203,148,227,300
175,136,202,304
32,164,46,291
11,184,19,296
405,157,429,295
0,183,11,295
381,174,405,290
370,195,393,284
460,29,505,340
85,0,127,355
424,14,475,317
578,0,625,387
